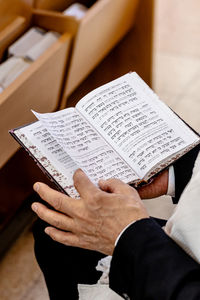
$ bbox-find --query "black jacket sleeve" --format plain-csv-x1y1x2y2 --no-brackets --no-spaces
109,218,200,300
173,144,200,203
109,145,200,299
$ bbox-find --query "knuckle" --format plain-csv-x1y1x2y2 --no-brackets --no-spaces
93,190,102,201
54,218,61,229
75,209,85,220
59,235,68,245
63,234,78,248
53,195,63,211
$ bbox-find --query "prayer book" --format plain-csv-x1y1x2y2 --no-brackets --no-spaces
0,28,60,91
25,31,60,61
0,56,31,89
8,27,46,58
9,72,200,197
63,3,88,19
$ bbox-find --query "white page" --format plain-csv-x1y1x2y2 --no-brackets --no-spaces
76,73,199,178
33,108,138,185
15,121,79,197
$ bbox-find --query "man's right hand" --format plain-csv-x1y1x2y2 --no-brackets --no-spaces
137,169,169,199
32,169,149,255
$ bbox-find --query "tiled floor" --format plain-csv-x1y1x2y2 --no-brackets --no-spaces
1,0,200,299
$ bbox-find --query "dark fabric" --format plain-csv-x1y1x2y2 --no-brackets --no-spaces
110,218,200,300
33,220,105,300
172,144,200,203
109,144,200,299
33,218,167,299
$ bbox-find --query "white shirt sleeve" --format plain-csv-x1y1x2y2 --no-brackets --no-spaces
167,166,175,197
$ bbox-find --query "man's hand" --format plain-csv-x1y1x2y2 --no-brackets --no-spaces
32,169,149,255
137,169,169,199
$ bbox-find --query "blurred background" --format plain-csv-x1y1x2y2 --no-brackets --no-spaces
0,0,199,298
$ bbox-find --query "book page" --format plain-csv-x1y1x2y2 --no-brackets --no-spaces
14,121,79,197
33,108,138,185
76,73,199,178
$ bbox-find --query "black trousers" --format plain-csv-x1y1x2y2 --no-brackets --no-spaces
33,219,105,300
33,218,167,300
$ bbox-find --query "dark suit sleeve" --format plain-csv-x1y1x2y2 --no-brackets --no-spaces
173,144,200,203
109,218,200,300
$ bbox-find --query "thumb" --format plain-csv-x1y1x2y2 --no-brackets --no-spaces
99,178,138,197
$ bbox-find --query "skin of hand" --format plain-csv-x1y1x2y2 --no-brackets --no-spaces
32,169,149,255
137,169,169,199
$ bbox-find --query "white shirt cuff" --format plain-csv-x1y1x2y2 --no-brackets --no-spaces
167,166,175,197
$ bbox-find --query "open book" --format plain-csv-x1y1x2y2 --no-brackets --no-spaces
9,72,200,197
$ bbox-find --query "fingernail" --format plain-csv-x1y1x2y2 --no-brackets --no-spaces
32,203,38,212
45,228,50,235
33,183,40,192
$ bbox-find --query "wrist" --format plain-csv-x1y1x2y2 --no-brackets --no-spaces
137,169,169,199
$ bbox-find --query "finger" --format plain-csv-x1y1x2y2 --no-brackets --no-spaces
73,169,99,199
32,202,75,231
45,226,81,248
99,178,138,197
33,182,76,216
45,227,98,252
